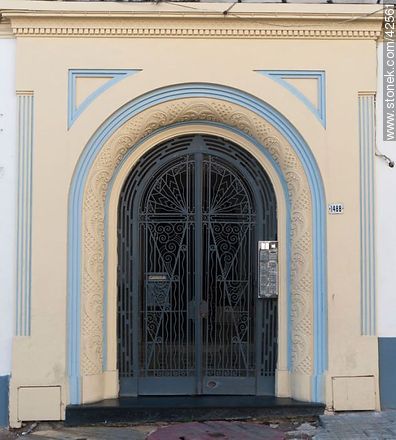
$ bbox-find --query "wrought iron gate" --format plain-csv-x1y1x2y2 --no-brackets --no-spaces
117,135,277,396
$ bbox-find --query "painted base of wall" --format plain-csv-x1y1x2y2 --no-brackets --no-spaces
379,338,396,409
0,375,9,426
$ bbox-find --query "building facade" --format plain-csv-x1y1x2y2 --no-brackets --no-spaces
0,0,394,428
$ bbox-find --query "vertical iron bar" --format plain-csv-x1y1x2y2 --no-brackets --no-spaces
132,209,140,380
144,222,148,374
187,158,190,373
255,211,264,392
125,208,129,376
194,152,203,394
205,158,211,378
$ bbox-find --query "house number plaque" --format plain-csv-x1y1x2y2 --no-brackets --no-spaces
258,241,278,299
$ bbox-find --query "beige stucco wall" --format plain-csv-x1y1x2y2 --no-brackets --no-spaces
1,1,383,426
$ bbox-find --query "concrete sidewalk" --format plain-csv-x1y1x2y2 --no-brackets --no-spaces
314,411,396,440
1,410,396,439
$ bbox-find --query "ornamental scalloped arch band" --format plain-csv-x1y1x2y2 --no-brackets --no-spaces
83,101,312,382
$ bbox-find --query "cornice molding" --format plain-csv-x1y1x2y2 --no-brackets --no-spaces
0,19,14,38
1,7,383,39
8,22,382,40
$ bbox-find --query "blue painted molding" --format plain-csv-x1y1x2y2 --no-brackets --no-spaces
256,70,326,128
359,94,376,336
67,69,141,128
0,375,9,426
67,83,327,404
16,93,34,337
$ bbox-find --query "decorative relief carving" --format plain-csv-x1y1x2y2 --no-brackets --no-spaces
12,26,381,40
81,98,314,377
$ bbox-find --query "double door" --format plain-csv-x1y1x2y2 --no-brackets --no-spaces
118,137,277,396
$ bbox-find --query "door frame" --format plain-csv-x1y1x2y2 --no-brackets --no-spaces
115,131,283,397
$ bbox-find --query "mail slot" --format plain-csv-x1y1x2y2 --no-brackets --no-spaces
258,241,278,298
147,273,168,281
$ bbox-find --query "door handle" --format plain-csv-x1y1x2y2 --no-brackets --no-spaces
200,301,209,318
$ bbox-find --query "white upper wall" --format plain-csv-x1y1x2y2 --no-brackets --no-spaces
0,38,16,376
376,41,396,338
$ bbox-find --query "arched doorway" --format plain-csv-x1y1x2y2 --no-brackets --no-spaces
69,86,326,405
117,134,277,396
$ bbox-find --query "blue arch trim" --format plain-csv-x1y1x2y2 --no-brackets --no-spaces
67,83,327,404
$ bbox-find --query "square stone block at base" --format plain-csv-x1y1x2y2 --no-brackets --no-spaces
332,376,375,411
18,386,61,421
